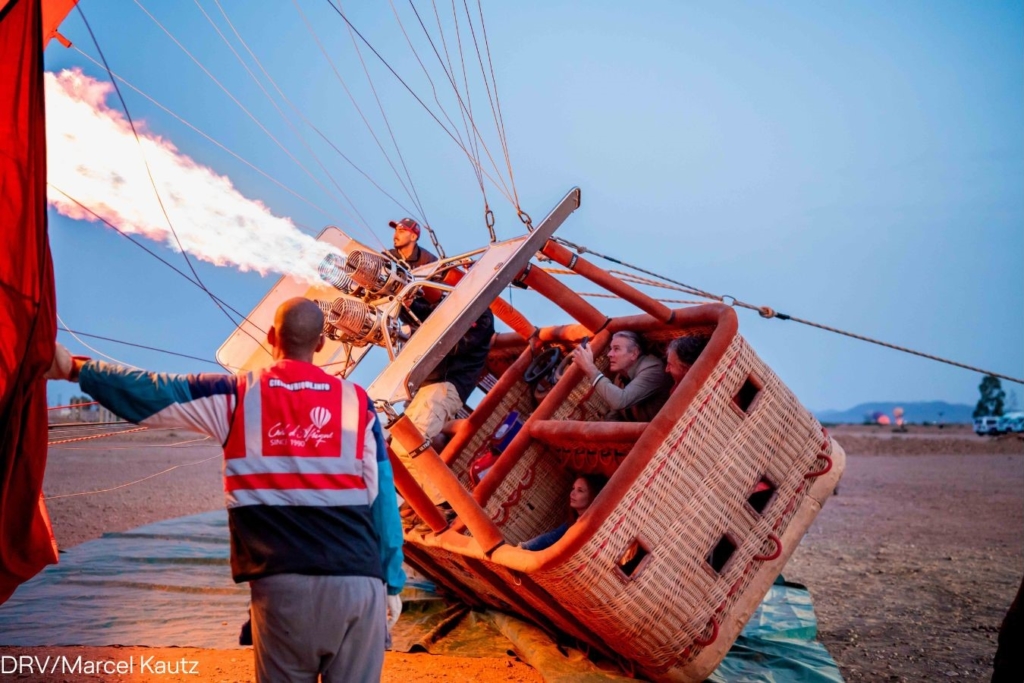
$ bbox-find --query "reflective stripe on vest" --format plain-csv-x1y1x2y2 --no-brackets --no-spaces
223,365,377,509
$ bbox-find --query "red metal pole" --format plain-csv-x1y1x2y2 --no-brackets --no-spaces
389,415,506,554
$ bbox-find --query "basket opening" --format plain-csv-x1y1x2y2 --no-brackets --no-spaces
706,535,737,574
617,539,650,578
746,477,777,515
732,375,762,414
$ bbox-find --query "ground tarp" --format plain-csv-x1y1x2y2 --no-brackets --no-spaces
0,511,843,681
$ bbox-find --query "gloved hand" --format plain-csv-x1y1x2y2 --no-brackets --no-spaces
386,593,402,631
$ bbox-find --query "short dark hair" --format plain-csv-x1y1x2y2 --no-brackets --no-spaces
667,336,708,366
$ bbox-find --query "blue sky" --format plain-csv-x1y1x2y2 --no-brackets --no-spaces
43,0,1023,412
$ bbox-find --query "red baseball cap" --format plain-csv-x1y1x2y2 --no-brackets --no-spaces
388,217,420,237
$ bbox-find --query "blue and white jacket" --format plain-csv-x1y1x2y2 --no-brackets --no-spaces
79,359,405,594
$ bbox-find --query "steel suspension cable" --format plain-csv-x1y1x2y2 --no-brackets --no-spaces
210,0,418,239
130,0,361,230
77,5,257,349
336,1,433,233
321,0,518,208
461,0,519,209
439,0,492,236
293,0,427,223
553,237,1024,385
409,0,515,204
390,0,500,244
70,46,335,224
195,0,382,248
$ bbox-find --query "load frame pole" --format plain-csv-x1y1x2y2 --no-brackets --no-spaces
541,240,674,323
389,415,506,554
387,445,449,533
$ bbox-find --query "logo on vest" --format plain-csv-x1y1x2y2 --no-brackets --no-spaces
310,406,332,429
267,406,335,449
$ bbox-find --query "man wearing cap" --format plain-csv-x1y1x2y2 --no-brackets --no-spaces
384,219,493,517
388,217,437,269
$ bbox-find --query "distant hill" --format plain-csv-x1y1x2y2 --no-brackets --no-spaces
814,401,974,424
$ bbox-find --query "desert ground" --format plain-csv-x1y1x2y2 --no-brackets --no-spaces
2,423,1021,682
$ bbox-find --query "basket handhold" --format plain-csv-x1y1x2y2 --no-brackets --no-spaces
693,616,719,647
753,533,782,562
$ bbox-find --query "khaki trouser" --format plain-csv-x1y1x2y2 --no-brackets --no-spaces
392,381,462,505
250,574,385,683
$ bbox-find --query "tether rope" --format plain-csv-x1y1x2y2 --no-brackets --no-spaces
51,434,211,451
553,237,1024,385
71,46,334,224
58,326,222,366
193,0,378,245
57,314,139,369
44,451,221,500
47,426,149,448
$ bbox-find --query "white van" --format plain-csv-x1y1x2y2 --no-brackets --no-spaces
973,416,1001,436
997,412,1024,434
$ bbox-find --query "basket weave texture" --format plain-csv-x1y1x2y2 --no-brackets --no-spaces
530,334,831,674
406,326,836,681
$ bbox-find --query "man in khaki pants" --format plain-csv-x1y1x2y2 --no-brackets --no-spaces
395,308,495,507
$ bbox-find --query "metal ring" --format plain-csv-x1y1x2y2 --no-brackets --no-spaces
721,295,736,307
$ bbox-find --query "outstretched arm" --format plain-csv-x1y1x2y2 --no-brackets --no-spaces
47,344,236,442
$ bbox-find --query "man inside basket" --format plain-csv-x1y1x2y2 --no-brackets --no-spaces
571,330,672,422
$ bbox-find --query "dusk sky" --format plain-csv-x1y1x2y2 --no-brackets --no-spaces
43,0,1023,413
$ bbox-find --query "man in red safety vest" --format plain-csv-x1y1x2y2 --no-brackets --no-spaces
46,298,404,683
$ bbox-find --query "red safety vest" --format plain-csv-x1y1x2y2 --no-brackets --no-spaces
222,360,375,509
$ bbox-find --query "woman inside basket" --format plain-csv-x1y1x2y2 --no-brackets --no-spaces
520,474,608,551
572,330,672,422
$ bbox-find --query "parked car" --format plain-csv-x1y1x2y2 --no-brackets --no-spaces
973,416,1001,436
997,412,1024,434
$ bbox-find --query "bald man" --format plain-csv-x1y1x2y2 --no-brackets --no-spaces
46,298,404,683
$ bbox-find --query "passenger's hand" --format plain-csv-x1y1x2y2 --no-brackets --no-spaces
571,343,598,378
44,344,73,381
386,593,402,631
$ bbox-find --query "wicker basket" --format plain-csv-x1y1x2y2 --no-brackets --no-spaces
402,303,844,682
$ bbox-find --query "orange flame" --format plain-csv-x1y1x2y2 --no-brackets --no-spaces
45,68,341,282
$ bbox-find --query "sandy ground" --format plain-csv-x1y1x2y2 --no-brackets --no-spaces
3,423,1021,681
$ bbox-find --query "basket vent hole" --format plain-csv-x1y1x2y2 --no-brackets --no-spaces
707,535,737,574
747,477,777,515
733,376,761,413
617,540,648,577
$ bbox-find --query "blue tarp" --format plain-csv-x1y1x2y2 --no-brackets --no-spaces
0,511,843,681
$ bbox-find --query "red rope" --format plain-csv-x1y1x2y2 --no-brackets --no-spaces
48,426,147,446
753,533,782,562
